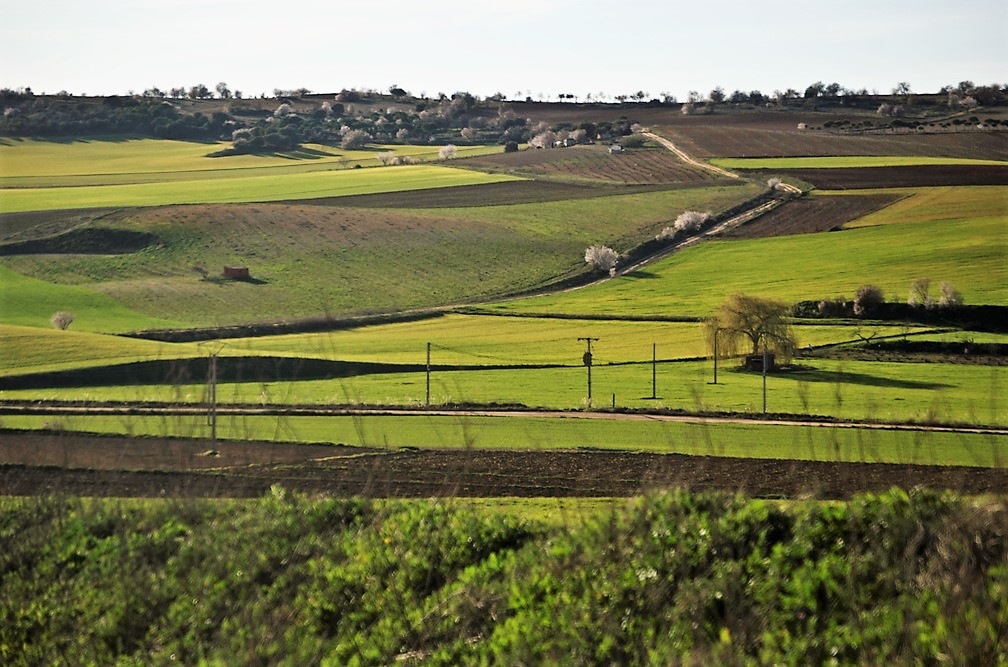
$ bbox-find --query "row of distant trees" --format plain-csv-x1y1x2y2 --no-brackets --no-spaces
6,79,1005,106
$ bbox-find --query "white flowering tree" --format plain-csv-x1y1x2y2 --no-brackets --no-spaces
656,210,711,241
675,210,711,233
341,130,371,149
439,144,458,160
585,245,619,274
939,281,963,307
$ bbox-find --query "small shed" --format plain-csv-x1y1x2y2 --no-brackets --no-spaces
223,266,251,280
608,144,623,154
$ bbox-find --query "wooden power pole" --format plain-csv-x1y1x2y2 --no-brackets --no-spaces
578,337,599,407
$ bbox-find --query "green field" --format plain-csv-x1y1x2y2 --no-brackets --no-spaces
0,164,522,213
3,413,1003,468
839,185,1008,228
4,356,1002,427
217,315,929,365
0,185,762,328
0,324,204,375
711,156,1008,169
486,208,1007,318
0,264,182,332
1,118,1006,457
0,138,503,186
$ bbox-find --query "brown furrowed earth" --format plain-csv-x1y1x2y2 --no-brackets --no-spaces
744,164,1008,190
1,430,1005,499
455,144,728,185
720,192,904,238
284,180,671,208
654,124,1008,160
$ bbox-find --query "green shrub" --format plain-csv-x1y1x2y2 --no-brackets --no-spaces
1,489,1004,664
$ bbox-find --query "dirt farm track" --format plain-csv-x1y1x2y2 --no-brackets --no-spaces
2,430,1005,500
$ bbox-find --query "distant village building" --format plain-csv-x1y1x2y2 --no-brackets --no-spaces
223,266,251,280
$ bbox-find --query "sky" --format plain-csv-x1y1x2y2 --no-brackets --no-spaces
3,0,1006,101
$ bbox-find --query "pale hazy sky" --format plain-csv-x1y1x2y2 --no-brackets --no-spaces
3,0,1005,100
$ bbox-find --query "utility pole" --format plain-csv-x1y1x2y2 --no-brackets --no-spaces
208,351,218,451
712,328,719,385
762,333,768,415
426,342,431,407
578,337,599,407
650,342,657,399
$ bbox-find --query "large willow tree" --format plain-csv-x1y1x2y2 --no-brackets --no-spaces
706,293,798,362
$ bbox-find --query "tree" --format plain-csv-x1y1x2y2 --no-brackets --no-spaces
528,130,555,149
804,81,825,98
708,293,797,359
50,311,75,330
938,281,963,307
188,83,211,100
340,129,371,149
584,245,618,274
908,277,932,308
853,284,884,316
215,82,231,99
438,144,457,160
656,210,711,241
893,81,912,97
674,210,710,233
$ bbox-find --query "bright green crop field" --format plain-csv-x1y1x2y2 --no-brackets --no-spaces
0,324,205,375
0,137,502,186
2,412,1002,468
710,156,1008,169
840,185,1008,228
487,204,1007,318
217,315,928,366
0,265,182,332
0,164,521,213
3,357,1002,427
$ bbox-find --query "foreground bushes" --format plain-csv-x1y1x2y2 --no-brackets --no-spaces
1,488,1005,664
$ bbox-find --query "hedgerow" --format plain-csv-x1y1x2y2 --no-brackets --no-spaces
0,488,1004,664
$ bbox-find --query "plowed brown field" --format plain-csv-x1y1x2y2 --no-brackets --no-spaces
2,431,1005,499
721,193,904,238
743,164,1008,189
458,145,724,185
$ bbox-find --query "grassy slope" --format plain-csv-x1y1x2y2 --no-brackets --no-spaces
1,186,760,329
0,138,502,185
487,189,1007,317
0,164,521,213
0,264,181,332
0,324,203,375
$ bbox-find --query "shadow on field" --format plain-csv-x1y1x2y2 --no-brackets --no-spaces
0,356,424,390
784,367,952,390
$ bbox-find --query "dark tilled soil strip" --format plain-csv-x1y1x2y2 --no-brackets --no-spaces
2,450,1004,499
